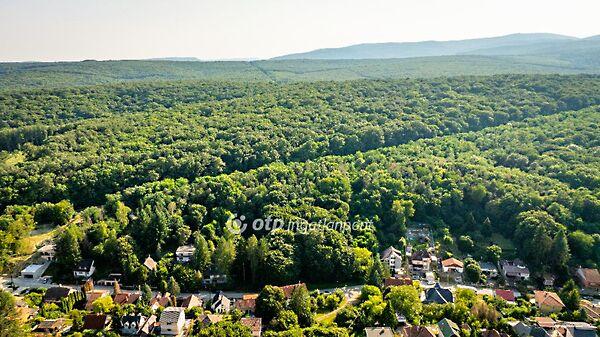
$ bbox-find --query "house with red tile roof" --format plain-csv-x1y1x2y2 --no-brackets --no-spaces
534,290,565,314
495,289,516,303
576,268,600,290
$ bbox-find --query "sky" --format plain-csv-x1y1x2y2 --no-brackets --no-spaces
0,0,599,62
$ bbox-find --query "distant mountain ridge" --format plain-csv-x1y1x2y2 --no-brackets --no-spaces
273,33,597,60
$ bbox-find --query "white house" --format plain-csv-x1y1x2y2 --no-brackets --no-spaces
211,291,231,314
73,259,95,279
159,307,185,336
381,246,403,276
38,244,56,262
175,245,195,263
441,258,464,273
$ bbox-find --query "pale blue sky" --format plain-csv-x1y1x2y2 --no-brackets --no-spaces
0,0,598,62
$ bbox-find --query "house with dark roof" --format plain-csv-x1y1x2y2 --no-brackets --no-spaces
73,259,95,279
43,286,75,303
437,318,460,337
559,321,598,337
411,250,433,271
120,314,151,335
480,262,499,278
500,259,530,281
241,317,262,337
509,321,532,337
211,291,231,314
83,314,111,330
424,283,453,304
113,292,141,306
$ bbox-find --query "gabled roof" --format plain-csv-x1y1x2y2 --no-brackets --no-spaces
176,245,195,254
113,292,140,305
178,294,202,309
382,246,403,260
480,262,498,271
442,258,464,268
403,325,438,337
143,256,157,271
74,259,94,272
235,298,256,312
509,321,532,337
412,250,432,261
280,283,307,299
530,327,551,337
495,289,516,302
365,327,394,337
384,276,412,288
241,317,262,336
438,318,460,337
159,307,184,325
85,290,108,310
83,314,109,330
534,317,556,329
35,318,68,331
578,268,600,284
200,314,223,324
425,283,453,304
43,287,73,302
534,291,565,309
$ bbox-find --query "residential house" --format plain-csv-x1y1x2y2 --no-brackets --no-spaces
424,283,453,304
402,326,438,337
509,321,532,337
144,256,158,271
177,294,202,310
576,268,600,290
37,244,56,261
21,263,49,279
241,317,262,337
437,318,460,337
365,327,394,337
534,290,565,314
43,286,75,304
175,245,195,263
121,314,153,336
150,292,173,311
85,290,110,310
480,262,499,278
558,321,598,337
534,317,556,330
441,258,464,273
113,292,141,306
73,259,95,279
33,318,71,335
235,297,257,316
529,327,552,337
384,276,412,288
83,314,111,330
159,307,185,336
411,250,433,271
198,314,224,325
579,300,599,321
495,289,516,304
500,260,530,281
280,283,307,299
211,291,231,314
381,246,404,276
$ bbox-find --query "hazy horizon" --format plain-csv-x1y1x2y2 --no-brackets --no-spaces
1,0,599,62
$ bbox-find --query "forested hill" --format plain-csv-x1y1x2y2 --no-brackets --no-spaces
1,75,599,210
2,52,600,89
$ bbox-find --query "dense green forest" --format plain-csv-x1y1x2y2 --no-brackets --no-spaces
1,54,600,89
1,73,598,289
1,75,599,211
